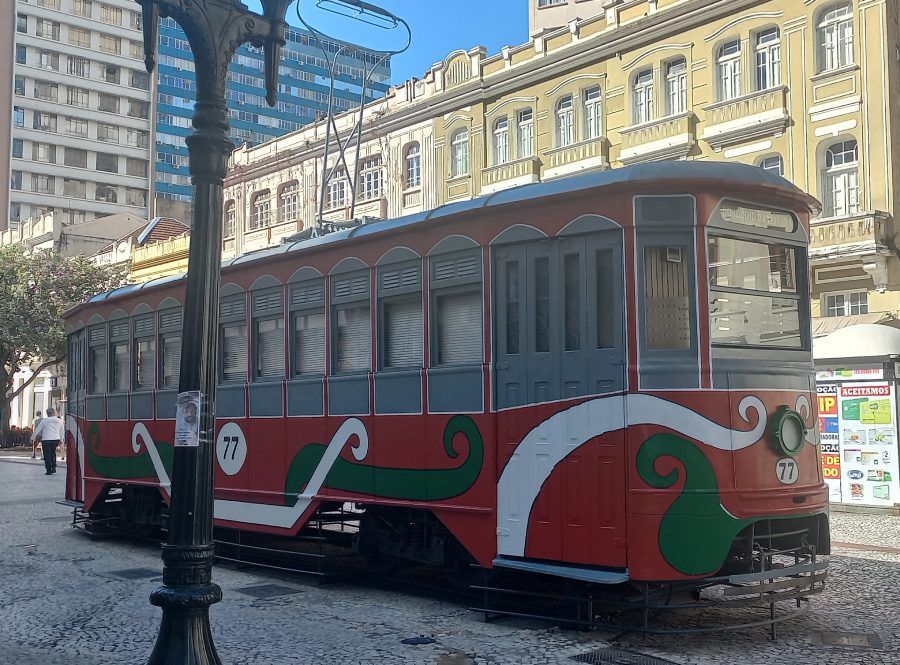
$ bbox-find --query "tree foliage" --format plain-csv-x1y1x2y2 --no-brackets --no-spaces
0,245,128,432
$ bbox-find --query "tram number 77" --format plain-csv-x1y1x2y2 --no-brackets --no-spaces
776,458,799,485
222,436,240,460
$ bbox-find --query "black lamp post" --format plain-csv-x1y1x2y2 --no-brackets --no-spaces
136,1,290,663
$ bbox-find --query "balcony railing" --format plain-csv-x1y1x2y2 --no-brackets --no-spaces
809,211,891,258
542,138,607,180
700,86,789,151
480,157,541,193
243,220,300,252
618,112,695,165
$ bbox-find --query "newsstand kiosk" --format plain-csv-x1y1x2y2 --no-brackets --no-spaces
814,324,900,507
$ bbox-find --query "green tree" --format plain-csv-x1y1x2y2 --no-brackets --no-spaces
0,245,127,434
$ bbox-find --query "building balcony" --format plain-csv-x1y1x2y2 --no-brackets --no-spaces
481,157,542,194
243,220,300,253
322,196,387,222
700,86,789,152
618,112,695,165
402,188,423,210
809,210,892,260
543,138,608,181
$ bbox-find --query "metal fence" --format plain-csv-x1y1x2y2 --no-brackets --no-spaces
0,432,32,448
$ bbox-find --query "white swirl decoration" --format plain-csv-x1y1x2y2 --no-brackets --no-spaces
132,422,172,496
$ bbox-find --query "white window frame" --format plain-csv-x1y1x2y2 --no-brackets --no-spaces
517,108,534,159
278,181,299,222
325,169,348,209
823,139,860,218
823,290,867,317
251,190,271,229
759,155,785,177
450,128,469,178
666,59,687,116
358,156,383,201
224,202,236,238
633,69,654,124
556,94,574,147
583,86,603,140
493,116,509,165
405,143,421,189
756,27,781,90
717,39,742,101
818,2,854,72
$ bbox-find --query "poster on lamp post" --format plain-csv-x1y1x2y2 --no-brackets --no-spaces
837,382,900,506
817,384,841,502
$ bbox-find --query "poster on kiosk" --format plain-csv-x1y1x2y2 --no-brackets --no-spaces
817,384,841,501
837,382,900,506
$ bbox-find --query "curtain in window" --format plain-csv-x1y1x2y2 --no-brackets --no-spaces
384,300,423,368
163,336,181,388
222,325,248,381
135,339,156,389
437,291,482,365
295,312,326,375
91,347,107,393
336,306,371,372
256,318,285,378
113,343,129,391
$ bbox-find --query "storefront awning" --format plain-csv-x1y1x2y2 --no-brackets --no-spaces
812,313,895,338
814,322,900,362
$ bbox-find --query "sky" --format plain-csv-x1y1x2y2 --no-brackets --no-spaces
250,0,530,84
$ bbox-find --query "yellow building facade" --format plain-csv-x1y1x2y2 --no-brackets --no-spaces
428,0,898,327
223,0,899,330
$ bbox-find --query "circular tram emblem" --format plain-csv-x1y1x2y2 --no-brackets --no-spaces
775,457,799,485
216,422,247,476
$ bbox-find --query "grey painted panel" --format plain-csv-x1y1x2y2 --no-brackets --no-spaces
428,366,483,413
287,378,324,416
156,390,177,419
712,352,814,391
638,361,701,390
130,392,153,420
328,374,370,416
107,394,128,421
374,370,422,414
217,384,247,419
250,382,284,417
86,395,104,421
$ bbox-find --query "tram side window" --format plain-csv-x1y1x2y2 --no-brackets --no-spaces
88,325,107,393
708,235,803,348
159,308,183,389
332,271,371,373
109,321,130,392
291,280,326,376
133,316,155,390
252,289,285,380
431,251,483,366
505,261,520,355
379,262,423,370
220,297,248,382
643,246,692,350
596,249,616,349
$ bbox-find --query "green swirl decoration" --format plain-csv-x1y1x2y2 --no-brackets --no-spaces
637,433,754,576
85,422,174,480
284,415,484,507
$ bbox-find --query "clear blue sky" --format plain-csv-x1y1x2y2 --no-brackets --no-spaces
252,0,530,84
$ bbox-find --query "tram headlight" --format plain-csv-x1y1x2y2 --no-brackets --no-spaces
770,406,807,457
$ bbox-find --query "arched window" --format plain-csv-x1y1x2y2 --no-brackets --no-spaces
278,181,299,222
756,28,781,90
583,86,602,140
758,155,784,177
223,200,235,238
556,94,574,147
405,143,421,188
818,2,854,72
517,108,534,158
358,156,383,200
666,59,687,115
450,128,469,177
493,116,509,165
325,168,348,209
823,139,859,217
250,190,271,229
633,68,654,124
717,39,742,101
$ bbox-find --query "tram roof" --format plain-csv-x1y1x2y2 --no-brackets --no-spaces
82,161,814,307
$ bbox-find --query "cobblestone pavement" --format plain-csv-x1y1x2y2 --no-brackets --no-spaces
2,449,899,665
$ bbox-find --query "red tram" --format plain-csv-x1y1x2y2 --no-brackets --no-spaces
63,162,828,597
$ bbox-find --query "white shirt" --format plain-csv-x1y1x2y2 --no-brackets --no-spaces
32,416,65,442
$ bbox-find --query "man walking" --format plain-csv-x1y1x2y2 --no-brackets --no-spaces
30,408,64,475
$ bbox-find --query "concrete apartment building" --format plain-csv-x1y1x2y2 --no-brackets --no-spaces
9,0,154,229
224,0,900,333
